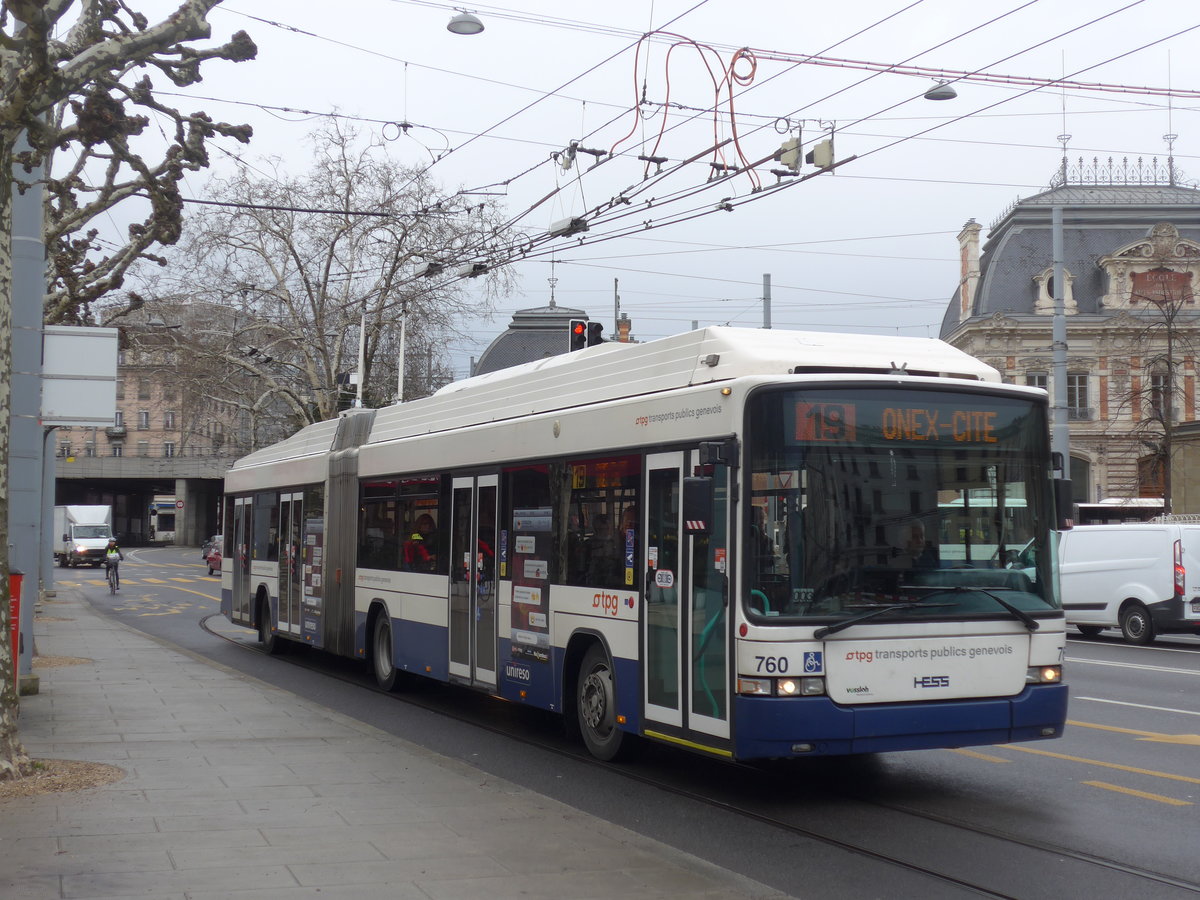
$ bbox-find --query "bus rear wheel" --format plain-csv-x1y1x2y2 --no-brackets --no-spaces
372,614,403,692
577,644,629,761
259,595,285,655
1119,602,1155,645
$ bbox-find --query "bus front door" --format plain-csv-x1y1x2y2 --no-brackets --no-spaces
448,475,498,689
643,451,730,748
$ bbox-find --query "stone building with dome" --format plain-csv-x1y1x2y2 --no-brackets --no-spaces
940,157,1200,517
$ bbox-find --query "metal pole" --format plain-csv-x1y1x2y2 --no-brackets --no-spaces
763,273,772,329
11,129,45,691
1052,206,1071,479
396,305,406,404
613,278,620,335
354,304,366,408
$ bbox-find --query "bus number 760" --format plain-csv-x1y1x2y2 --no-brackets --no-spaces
755,655,789,674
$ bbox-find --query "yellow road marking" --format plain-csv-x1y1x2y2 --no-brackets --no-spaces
140,578,168,584
1007,744,1200,785
949,748,1011,763
168,577,198,583
1067,720,1200,745
1082,781,1192,806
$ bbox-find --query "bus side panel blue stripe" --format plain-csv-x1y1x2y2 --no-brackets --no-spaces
396,618,449,681
733,684,1068,759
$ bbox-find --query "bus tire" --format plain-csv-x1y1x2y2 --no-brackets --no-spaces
577,644,630,761
372,614,403,692
1119,602,1155,645
1076,625,1104,638
259,594,286,656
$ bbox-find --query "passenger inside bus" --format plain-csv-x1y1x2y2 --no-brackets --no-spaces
900,522,938,568
403,513,438,572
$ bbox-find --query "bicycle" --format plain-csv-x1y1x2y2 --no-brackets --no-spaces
105,563,119,594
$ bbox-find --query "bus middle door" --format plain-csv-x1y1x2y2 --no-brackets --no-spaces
448,475,498,689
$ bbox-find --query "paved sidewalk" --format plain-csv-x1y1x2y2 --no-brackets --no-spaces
1,587,789,900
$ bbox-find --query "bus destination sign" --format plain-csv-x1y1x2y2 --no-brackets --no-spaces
795,401,1001,445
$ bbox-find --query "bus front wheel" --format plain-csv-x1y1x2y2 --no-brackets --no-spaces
372,614,402,692
577,644,629,761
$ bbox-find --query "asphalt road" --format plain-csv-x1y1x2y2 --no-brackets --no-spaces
53,545,1200,898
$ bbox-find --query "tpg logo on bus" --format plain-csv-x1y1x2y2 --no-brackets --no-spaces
593,592,629,616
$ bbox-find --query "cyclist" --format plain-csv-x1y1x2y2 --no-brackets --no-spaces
103,538,124,591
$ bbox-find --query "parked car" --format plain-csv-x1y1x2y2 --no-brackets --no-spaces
1060,522,1200,644
205,537,223,576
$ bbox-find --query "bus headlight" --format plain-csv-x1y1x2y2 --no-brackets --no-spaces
738,677,825,696
738,677,772,695
1026,665,1061,684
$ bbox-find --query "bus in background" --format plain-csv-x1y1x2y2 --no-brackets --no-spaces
149,495,177,544
218,327,1067,762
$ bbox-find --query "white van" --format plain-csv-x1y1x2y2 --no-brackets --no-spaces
1059,523,1200,644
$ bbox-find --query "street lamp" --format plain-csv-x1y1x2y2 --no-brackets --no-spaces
447,12,484,35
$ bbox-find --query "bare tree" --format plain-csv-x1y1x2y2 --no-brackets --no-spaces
132,121,513,434
0,0,255,781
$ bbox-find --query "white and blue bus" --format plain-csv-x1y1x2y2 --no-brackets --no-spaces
219,327,1067,761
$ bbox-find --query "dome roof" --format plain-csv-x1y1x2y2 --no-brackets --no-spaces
941,177,1200,338
473,302,588,376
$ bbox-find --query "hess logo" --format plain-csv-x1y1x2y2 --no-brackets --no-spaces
593,592,622,616
914,675,950,688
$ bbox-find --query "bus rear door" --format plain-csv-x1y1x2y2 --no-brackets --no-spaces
231,497,252,626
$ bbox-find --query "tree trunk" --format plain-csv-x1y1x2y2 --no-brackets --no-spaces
0,134,33,780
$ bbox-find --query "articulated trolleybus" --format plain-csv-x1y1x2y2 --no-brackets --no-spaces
219,327,1067,762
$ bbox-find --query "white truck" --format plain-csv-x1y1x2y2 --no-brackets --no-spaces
53,505,114,567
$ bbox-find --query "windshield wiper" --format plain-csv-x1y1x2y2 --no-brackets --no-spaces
905,585,1040,633
813,600,955,639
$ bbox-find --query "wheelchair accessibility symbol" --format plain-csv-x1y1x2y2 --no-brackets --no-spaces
803,651,823,674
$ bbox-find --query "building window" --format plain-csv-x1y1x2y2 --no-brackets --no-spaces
164,410,176,430
112,445,122,457
115,379,125,401
85,441,96,457
1067,373,1091,420
137,379,150,401
138,410,150,430
58,442,71,457
137,440,150,457
163,442,176,458
1026,372,1048,392
1150,373,1170,421
114,411,124,428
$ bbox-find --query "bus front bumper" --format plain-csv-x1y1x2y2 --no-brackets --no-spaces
732,683,1068,760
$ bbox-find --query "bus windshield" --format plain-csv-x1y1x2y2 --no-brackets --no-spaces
744,386,1060,623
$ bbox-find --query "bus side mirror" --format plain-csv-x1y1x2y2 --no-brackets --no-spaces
682,476,714,534
1054,478,1074,530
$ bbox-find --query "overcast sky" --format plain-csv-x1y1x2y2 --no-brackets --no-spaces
136,0,1200,378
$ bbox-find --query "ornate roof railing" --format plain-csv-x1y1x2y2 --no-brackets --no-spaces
988,155,1199,232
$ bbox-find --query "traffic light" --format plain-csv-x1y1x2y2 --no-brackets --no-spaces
568,319,587,351
586,321,604,346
